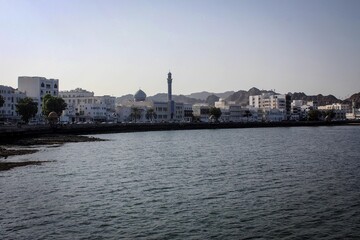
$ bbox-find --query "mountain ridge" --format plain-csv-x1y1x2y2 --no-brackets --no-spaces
116,89,360,107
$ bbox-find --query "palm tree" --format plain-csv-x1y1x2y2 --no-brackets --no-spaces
145,108,157,122
130,107,141,123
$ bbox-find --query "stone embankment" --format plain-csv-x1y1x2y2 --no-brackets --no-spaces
0,120,358,143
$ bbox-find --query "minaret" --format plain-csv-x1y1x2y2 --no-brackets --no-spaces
167,72,172,101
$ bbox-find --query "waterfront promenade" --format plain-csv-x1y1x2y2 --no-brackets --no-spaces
1,121,359,143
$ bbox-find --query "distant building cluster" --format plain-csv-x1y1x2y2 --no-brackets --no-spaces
115,72,189,123
1,73,360,124
58,88,115,123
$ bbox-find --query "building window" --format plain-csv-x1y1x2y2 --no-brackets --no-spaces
54,84,58,88
41,83,45,88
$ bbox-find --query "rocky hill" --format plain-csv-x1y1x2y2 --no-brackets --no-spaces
348,92,360,102
147,93,204,105
186,91,234,101
289,92,340,105
225,87,277,105
225,88,345,106
116,89,359,107
205,94,220,106
115,94,133,105
343,92,360,107
116,93,204,105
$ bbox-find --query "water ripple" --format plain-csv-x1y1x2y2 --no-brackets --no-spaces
1,126,360,239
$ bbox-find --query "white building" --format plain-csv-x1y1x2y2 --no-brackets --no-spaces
263,109,286,122
318,103,351,113
0,85,26,121
153,101,184,122
153,101,169,122
249,93,287,111
249,93,289,121
192,103,210,122
183,103,193,122
59,88,116,122
289,100,319,121
95,95,116,114
214,98,253,122
307,101,318,110
290,100,305,121
116,101,153,123
18,76,59,117
346,101,360,120
318,103,351,120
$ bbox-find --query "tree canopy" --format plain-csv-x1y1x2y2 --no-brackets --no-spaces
130,107,142,123
42,94,67,117
16,97,38,123
244,110,252,117
307,110,322,121
209,107,222,122
324,109,336,121
145,108,157,122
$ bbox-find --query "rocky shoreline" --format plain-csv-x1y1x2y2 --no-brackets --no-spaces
0,161,54,171
0,147,39,159
0,134,106,171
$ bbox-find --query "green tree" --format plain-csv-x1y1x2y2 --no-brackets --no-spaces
42,94,67,117
307,110,321,121
209,107,222,122
243,110,252,122
16,97,38,123
145,108,157,122
324,109,336,121
130,107,141,123
0,95,4,108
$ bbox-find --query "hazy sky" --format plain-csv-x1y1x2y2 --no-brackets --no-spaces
1,0,359,98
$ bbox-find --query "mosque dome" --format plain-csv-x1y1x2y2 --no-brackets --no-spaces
134,89,147,102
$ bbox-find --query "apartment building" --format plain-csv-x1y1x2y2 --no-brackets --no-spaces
59,88,115,122
18,76,59,116
0,85,26,121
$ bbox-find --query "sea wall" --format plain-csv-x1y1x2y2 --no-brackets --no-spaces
0,120,359,143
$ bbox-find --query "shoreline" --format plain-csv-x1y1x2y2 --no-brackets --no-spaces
0,120,359,143
0,135,106,171
0,161,54,171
